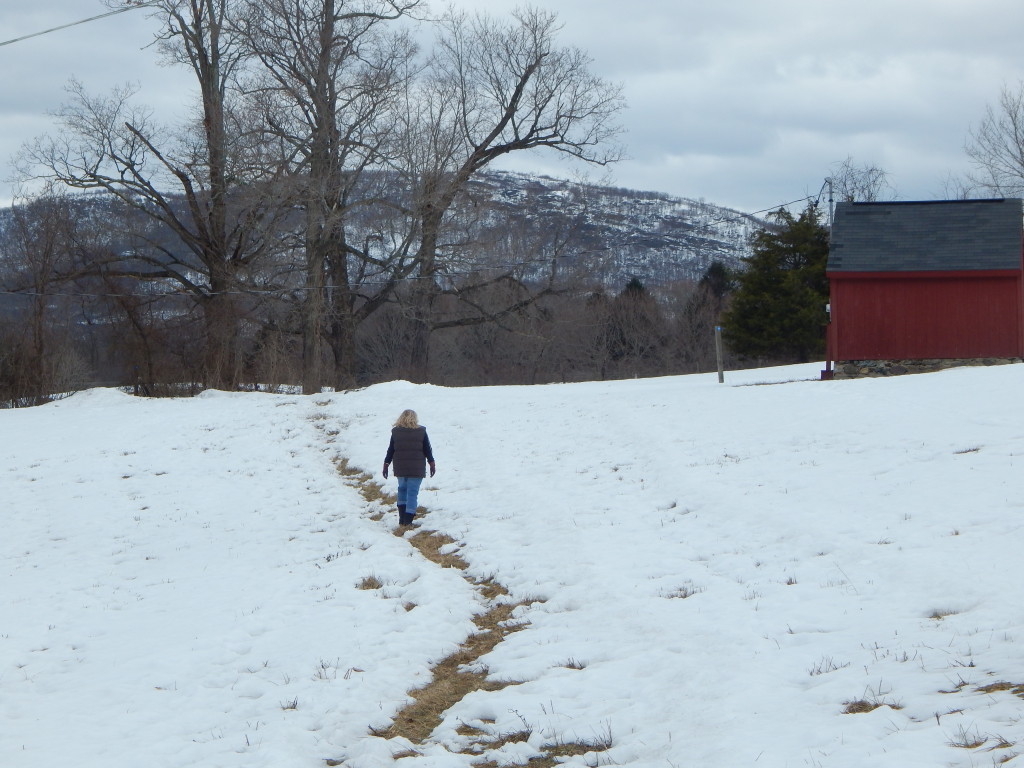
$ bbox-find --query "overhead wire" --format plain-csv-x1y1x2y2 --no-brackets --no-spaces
0,3,156,49
0,272,537,299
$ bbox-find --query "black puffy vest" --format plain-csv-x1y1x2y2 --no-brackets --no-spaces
391,426,427,478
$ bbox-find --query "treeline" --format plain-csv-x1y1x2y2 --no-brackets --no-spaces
0,187,745,406
0,188,833,409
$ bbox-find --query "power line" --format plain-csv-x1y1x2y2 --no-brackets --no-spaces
0,3,156,49
747,195,818,218
700,194,818,231
0,285,366,299
0,274,516,299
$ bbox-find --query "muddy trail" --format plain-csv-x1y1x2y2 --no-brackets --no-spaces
322,452,612,767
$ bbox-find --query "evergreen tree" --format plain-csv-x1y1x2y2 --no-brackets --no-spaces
698,260,736,304
722,204,829,363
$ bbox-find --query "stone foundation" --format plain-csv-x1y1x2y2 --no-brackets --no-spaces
833,357,1022,379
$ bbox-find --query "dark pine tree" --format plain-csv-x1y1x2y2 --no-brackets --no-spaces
698,260,736,305
721,204,830,363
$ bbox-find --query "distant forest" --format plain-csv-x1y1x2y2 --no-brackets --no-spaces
0,183,748,407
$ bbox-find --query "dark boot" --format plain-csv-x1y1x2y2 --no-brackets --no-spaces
397,504,409,526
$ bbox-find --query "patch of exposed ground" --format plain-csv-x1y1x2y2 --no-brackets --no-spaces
374,598,527,744
333,456,395,513
976,681,1024,698
324,446,612,766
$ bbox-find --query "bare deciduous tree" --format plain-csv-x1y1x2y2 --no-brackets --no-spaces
940,173,981,200
0,191,91,405
237,0,422,392
395,6,625,380
10,2,631,393
829,156,895,203
965,82,1024,197
21,0,293,390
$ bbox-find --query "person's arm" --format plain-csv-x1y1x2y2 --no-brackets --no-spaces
424,433,436,476
383,435,395,477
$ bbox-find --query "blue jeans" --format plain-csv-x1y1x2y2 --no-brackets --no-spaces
396,476,423,516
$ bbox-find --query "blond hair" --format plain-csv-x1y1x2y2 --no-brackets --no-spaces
394,409,419,428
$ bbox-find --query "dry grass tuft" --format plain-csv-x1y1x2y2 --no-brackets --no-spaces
408,530,470,570
455,723,490,738
532,729,610,765
843,699,882,714
547,740,610,758
560,658,587,670
358,480,393,504
332,457,396,506
948,723,987,749
476,576,511,600
465,728,612,767
485,729,532,748
663,583,702,599
357,575,383,590
390,749,421,759
843,696,903,715
809,656,850,677
986,735,1016,751
977,681,1024,697
333,457,361,477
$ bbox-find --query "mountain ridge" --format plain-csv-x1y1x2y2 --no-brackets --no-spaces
466,169,762,286
0,171,763,289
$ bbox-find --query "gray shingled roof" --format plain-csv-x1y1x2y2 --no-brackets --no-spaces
827,199,1023,272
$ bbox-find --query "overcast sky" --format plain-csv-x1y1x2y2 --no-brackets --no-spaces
3,1,1024,214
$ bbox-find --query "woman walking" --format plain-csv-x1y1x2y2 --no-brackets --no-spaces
383,409,436,527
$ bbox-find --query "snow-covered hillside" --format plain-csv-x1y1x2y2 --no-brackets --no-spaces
4,364,1024,768
469,171,761,285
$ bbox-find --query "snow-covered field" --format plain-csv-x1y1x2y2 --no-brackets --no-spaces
4,363,1024,768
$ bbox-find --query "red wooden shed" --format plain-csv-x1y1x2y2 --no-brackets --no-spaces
825,198,1024,376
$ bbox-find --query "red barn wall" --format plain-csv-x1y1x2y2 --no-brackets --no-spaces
829,271,1024,360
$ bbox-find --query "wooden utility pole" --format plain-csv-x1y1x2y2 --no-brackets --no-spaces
715,325,725,383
